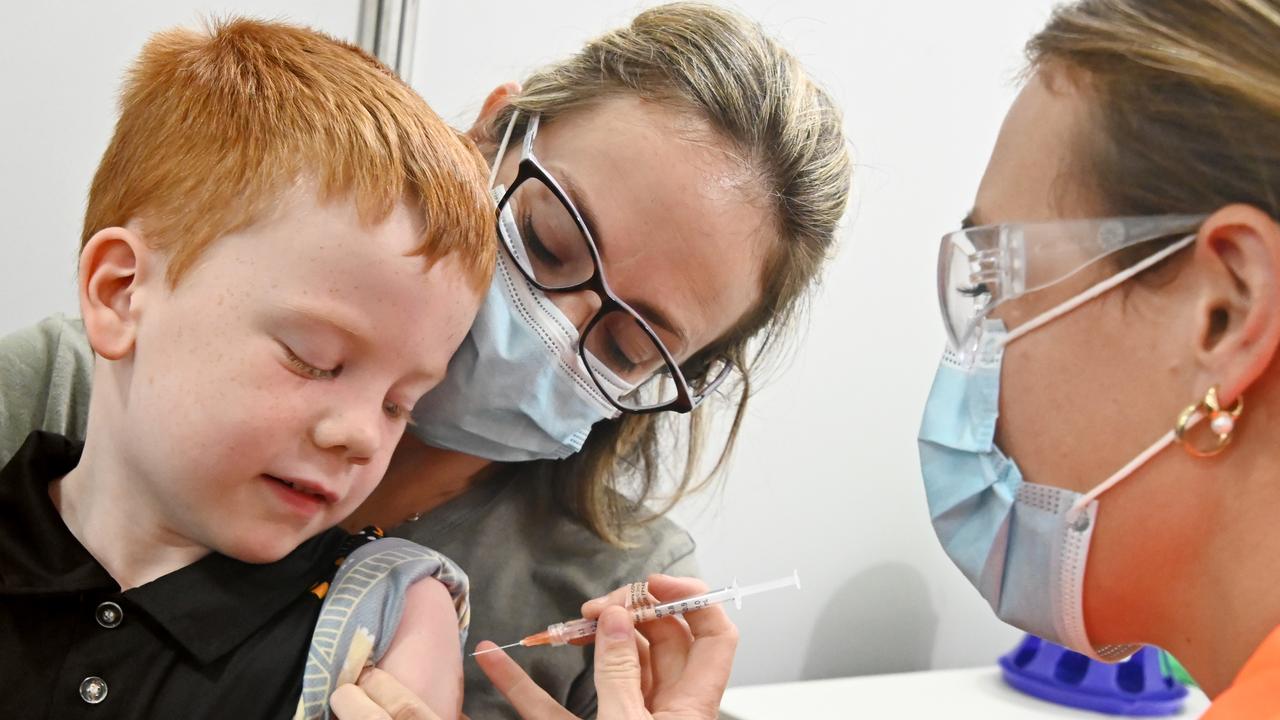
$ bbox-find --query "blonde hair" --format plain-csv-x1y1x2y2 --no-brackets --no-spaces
1027,1,1280,227
489,3,852,543
84,18,495,290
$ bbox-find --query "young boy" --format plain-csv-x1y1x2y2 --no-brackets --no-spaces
0,19,494,719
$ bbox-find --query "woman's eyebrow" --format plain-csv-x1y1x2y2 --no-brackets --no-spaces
552,169,605,252
629,297,689,348
552,168,689,348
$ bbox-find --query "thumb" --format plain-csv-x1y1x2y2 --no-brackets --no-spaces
593,606,648,719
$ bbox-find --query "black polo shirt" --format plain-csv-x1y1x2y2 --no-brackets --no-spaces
0,431,351,719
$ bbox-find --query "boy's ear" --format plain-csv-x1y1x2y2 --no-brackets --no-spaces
465,82,522,147
78,226,153,360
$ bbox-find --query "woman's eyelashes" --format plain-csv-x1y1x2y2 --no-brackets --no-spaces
521,214,565,268
280,342,342,380
602,335,639,374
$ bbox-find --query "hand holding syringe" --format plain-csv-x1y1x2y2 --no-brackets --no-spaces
473,571,801,655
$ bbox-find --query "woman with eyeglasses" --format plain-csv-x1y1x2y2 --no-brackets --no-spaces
0,3,850,718
920,0,1280,715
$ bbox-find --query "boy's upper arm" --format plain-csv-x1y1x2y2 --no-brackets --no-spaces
300,537,470,719
0,315,94,466
376,578,464,720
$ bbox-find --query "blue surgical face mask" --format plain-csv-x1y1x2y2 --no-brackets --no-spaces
407,116,622,462
918,236,1197,660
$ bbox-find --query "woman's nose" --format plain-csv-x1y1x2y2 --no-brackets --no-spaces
549,288,603,336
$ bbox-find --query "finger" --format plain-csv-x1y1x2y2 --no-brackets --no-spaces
634,628,653,704
474,641,574,719
330,684,391,720
356,668,443,720
671,604,739,701
636,614,693,696
593,606,649,718
645,574,709,602
580,584,636,618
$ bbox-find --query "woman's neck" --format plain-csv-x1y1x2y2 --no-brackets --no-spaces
1151,453,1280,697
341,432,494,532
52,437,211,591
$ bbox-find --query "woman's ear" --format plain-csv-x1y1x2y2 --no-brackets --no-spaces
78,226,152,361
1189,204,1280,404
465,81,522,147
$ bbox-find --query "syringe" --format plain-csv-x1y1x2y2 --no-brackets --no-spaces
472,571,801,655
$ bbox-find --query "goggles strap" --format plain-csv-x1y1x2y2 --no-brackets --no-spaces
999,234,1196,347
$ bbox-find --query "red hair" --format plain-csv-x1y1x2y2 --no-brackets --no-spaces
83,18,494,290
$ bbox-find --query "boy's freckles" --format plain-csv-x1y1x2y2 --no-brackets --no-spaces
103,179,485,563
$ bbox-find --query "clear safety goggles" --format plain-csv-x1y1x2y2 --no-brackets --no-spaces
938,214,1207,358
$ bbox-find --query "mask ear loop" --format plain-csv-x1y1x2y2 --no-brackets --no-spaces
981,234,1197,523
1066,426,1186,526
1056,237,1259,525
489,110,520,188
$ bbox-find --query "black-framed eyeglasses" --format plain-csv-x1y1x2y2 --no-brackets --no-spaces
492,112,732,414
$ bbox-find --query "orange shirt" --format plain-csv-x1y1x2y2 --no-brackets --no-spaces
1203,624,1280,719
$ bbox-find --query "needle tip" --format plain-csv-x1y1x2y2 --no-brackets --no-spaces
471,641,522,656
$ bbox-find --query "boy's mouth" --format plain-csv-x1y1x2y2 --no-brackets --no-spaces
264,474,340,507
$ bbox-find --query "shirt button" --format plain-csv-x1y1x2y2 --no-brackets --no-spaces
79,676,108,704
95,601,123,629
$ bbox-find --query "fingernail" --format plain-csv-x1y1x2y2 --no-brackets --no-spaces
600,607,632,640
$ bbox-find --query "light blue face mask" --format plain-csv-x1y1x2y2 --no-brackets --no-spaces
918,235,1198,661
407,119,621,463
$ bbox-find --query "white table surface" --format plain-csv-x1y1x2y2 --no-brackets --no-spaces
719,667,1210,719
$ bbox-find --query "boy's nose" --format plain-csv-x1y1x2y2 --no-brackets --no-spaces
311,408,378,465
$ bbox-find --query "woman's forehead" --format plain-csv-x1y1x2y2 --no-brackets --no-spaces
977,71,1097,226
539,98,772,353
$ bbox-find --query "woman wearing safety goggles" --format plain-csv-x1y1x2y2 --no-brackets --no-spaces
919,0,1280,715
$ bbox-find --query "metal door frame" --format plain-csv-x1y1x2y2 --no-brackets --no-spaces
357,0,420,81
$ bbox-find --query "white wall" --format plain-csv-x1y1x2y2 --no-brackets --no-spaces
411,0,1060,687
3,0,1063,692
0,0,359,338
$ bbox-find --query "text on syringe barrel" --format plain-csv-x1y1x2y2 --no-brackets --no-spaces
548,592,724,644
649,595,716,618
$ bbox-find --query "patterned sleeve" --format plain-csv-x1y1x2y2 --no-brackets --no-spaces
295,537,471,720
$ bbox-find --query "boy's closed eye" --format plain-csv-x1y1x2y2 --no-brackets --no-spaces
279,341,342,380
277,340,420,426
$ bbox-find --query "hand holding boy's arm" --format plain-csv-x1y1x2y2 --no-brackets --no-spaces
331,667,444,720
329,577,461,720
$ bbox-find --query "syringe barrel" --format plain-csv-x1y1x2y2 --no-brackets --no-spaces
650,587,736,618
546,618,599,646
540,572,799,645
